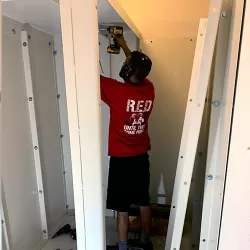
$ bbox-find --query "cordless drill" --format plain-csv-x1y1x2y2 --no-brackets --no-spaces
107,26,123,54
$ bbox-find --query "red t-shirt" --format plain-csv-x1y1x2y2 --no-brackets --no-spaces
100,75,155,157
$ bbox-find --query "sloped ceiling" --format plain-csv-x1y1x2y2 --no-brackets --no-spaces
2,0,124,35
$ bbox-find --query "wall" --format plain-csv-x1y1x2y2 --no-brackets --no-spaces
111,0,210,204
2,16,43,250
54,33,74,210
27,25,66,233
2,16,66,249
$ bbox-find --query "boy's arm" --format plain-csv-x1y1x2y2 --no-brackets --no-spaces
114,34,131,58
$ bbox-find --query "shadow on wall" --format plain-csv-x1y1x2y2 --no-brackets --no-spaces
145,37,197,205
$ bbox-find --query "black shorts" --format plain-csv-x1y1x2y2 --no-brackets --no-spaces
106,152,150,212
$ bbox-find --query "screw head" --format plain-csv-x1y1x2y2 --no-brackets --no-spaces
39,190,43,194
34,146,38,150
198,152,203,156
29,97,33,101
221,11,228,18
207,175,213,180
53,51,57,55
212,100,220,107
12,29,16,34
23,42,27,47
28,35,31,39
43,230,47,233
184,182,187,185
57,94,61,99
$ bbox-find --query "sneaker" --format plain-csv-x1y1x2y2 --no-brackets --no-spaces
128,239,154,250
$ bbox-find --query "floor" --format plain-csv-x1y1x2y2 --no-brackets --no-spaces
41,216,193,250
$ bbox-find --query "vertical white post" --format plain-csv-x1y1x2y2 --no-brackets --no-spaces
21,31,48,240
218,0,250,248
60,0,105,250
165,0,222,249
199,0,244,249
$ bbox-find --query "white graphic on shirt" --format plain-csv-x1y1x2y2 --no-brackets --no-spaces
124,99,152,135
130,113,145,126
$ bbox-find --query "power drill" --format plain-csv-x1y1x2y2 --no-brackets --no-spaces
107,26,123,54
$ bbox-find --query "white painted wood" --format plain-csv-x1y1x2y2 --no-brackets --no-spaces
21,30,48,240
218,1,250,248
53,33,74,210
60,0,105,248
199,0,244,249
165,0,222,247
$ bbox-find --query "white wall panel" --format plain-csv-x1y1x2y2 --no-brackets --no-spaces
2,16,43,250
54,33,74,210
27,26,66,233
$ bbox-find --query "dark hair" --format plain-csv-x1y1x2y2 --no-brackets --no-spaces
130,51,152,80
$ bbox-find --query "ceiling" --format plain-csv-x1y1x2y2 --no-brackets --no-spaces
2,0,124,35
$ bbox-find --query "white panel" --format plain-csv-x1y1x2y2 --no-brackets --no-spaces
199,0,244,249
26,26,67,234
21,30,48,239
53,33,74,210
98,34,113,217
140,37,197,204
70,0,105,247
218,0,250,248
165,0,222,244
2,16,43,250
60,1,88,249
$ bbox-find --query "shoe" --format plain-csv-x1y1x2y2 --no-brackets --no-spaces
128,239,154,250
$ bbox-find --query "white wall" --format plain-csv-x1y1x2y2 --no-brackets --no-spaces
2,16,43,250
2,16,67,249
27,25,66,233
54,33,74,210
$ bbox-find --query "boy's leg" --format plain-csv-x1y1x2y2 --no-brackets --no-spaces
106,156,131,250
140,206,152,244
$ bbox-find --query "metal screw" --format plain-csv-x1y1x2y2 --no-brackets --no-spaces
212,100,220,107
49,42,52,46
203,239,206,242
247,147,250,150
200,33,203,36
39,190,43,194
221,11,228,18
60,134,64,138
29,97,33,101
190,39,193,41
198,152,203,156
57,94,61,99
23,42,27,47
28,35,31,39
1,220,4,224
43,230,47,234
63,171,66,174
66,205,69,209
207,175,213,180
12,29,16,34
184,182,187,185
189,99,193,102
53,50,57,55
181,156,183,158
34,146,38,150
173,206,176,208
